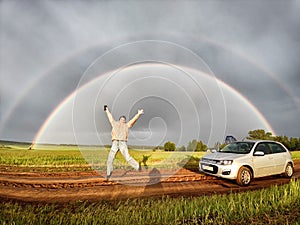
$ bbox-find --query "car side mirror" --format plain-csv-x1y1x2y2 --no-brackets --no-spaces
254,151,265,156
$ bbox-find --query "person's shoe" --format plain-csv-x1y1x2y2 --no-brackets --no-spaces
106,173,112,181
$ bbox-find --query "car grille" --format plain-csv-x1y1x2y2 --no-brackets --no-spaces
201,158,218,164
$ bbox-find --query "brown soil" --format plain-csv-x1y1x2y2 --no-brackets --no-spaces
0,160,299,203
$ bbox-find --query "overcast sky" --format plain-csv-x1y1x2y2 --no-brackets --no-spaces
1,0,299,147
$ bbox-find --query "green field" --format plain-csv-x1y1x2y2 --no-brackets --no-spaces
0,143,206,172
0,180,299,224
0,142,300,224
291,151,300,160
1,142,299,172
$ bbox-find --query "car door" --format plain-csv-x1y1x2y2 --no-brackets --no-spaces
253,143,274,177
267,142,287,174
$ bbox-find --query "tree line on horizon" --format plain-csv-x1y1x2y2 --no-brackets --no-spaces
163,140,207,152
246,129,300,151
162,129,300,152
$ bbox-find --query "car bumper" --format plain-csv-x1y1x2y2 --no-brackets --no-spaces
199,162,238,180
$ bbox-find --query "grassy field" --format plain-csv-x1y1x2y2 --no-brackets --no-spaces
1,142,299,172
0,142,300,224
0,179,299,224
291,151,300,160
2,142,298,168
0,143,206,172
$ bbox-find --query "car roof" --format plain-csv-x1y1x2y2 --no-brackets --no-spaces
234,139,279,143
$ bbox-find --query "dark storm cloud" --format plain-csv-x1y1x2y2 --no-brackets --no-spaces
1,0,299,143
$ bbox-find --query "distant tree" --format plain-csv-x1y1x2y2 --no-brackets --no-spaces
177,145,186,151
247,129,273,140
274,135,289,149
153,146,162,151
230,129,300,151
164,141,176,151
290,137,298,151
195,141,207,152
187,139,197,151
187,139,207,152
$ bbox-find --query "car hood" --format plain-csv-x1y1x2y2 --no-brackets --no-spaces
202,152,246,160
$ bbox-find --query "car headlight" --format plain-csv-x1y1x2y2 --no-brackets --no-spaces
217,160,233,165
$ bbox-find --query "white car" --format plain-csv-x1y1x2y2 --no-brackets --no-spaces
199,140,294,186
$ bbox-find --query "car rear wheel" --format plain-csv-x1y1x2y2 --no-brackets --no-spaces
284,163,294,178
236,166,252,186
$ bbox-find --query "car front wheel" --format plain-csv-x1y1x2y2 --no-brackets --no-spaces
284,163,294,178
236,166,252,186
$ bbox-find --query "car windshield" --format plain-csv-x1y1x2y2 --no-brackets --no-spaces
220,142,254,154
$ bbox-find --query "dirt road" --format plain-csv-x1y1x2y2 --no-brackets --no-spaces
0,160,299,203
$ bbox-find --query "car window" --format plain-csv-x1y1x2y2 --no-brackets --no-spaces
255,143,272,155
220,142,254,154
268,143,286,153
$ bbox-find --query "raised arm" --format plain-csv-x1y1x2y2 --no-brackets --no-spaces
128,109,144,128
104,105,114,125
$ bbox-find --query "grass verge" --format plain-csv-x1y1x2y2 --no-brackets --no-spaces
0,179,299,225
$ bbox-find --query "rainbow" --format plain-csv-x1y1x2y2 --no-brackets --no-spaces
31,64,275,148
2,38,295,145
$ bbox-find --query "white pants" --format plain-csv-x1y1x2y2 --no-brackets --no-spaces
107,140,139,176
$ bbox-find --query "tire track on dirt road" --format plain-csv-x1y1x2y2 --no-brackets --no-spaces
0,161,299,203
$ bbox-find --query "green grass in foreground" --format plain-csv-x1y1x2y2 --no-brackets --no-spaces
0,179,299,225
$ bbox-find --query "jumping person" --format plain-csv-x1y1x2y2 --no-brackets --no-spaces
104,105,144,180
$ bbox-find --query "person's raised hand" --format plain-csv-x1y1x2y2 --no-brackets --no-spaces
138,109,144,115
